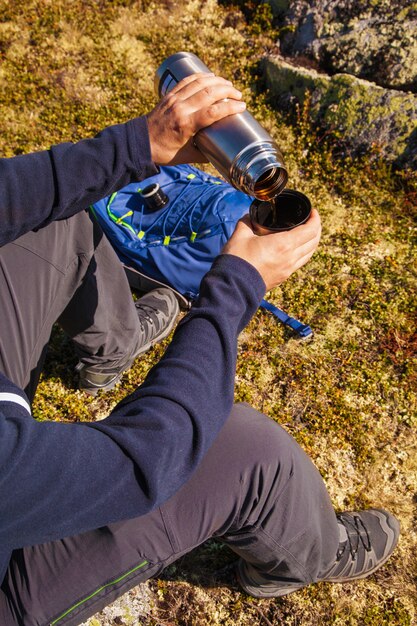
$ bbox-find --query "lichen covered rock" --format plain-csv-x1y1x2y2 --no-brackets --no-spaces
269,0,417,93
263,56,417,169
318,17,417,93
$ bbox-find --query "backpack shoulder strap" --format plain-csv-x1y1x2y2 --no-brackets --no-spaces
124,264,191,310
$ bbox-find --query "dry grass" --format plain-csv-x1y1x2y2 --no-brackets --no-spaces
1,0,416,624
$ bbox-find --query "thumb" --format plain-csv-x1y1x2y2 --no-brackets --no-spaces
221,213,256,256
231,214,254,239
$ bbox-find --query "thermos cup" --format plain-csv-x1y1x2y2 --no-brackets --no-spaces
249,190,312,234
155,52,288,201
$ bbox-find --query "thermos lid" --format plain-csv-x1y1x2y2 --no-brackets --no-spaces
141,183,169,211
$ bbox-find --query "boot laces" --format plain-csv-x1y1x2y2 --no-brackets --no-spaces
135,301,159,332
336,514,372,562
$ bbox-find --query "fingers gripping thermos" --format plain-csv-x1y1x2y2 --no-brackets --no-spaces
155,52,312,232
155,52,288,201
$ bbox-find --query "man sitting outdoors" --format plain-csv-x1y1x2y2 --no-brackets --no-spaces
0,73,399,625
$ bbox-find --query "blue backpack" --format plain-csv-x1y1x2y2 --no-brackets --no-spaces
90,164,312,338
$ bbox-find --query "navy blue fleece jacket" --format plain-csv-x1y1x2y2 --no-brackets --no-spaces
0,116,265,582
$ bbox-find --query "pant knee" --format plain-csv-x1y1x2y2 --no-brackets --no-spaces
223,404,339,579
224,404,302,528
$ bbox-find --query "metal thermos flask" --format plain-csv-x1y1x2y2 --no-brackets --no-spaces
155,52,288,200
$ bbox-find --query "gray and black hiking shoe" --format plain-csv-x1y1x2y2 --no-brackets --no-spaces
322,509,400,582
236,508,400,599
78,288,179,395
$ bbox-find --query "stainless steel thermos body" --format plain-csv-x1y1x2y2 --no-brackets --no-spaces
155,52,288,200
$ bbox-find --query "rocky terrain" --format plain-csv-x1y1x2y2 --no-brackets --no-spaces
264,0,417,169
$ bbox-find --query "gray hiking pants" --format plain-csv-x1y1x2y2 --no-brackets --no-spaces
0,212,339,625
0,210,141,402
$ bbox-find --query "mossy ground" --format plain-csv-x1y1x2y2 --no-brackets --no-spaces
1,0,416,624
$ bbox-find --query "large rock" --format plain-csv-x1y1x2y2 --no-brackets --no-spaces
263,56,417,170
267,0,417,94
318,18,417,93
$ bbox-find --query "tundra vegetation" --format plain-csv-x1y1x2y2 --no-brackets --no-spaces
1,0,416,624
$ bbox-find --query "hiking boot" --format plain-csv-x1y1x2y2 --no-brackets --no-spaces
322,508,400,581
78,288,179,395
236,508,400,599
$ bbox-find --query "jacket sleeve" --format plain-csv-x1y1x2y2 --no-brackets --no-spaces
0,254,266,551
0,116,158,246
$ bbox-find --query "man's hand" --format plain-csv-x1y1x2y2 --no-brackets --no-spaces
222,209,322,291
146,73,246,166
